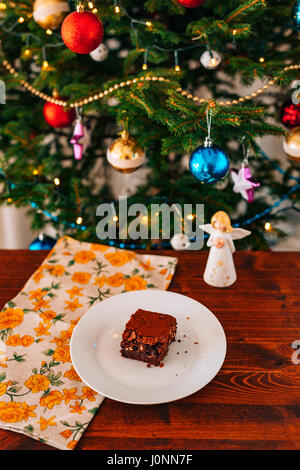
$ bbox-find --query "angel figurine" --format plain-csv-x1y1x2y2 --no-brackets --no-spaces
200,211,251,288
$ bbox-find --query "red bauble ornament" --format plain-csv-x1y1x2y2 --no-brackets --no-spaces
61,11,104,54
176,0,206,7
280,100,300,129
43,101,75,128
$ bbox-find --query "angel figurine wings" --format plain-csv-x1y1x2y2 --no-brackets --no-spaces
200,211,251,288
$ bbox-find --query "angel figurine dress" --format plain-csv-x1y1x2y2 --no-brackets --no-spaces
200,211,251,288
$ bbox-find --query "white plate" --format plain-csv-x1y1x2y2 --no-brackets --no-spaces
70,290,227,405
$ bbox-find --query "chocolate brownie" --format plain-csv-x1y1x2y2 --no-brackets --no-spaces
120,309,177,366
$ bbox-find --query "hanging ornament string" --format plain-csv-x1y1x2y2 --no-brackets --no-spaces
2,59,300,108
189,109,230,183
70,106,85,160
242,137,250,164
205,108,212,145
230,138,261,203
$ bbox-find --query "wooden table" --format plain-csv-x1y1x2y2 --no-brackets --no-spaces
0,249,300,451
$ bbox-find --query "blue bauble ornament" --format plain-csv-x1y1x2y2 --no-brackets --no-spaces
29,233,57,250
292,0,300,31
189,142,230,183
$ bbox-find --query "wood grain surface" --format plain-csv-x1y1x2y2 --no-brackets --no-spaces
0,249,299,450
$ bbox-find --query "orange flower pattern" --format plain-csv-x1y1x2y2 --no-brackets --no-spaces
0,236,177,450
66,286,83,299
124,275,148,292
0,402,37,423
44,264,65,277
25,374,51,393
73,250,96,264
93,275,106,288
104,250,135,267
71,272,92,285
37,415,56,431
0,308,24,330
106,272,124,288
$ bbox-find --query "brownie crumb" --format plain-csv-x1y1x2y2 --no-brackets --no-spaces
184,351,188,353
177,339,181,342
176,352,179,355
147,363,152,368
159,362,164,368
194,341,199,344
186,317,190,320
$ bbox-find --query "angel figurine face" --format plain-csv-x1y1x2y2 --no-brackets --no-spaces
200,211,251,288
211,211,232,233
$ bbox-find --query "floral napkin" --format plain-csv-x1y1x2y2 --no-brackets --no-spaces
0,236,178,450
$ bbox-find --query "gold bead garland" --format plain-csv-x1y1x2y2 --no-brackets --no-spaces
177,64,300,106
2,59,169,107
2,58,300,108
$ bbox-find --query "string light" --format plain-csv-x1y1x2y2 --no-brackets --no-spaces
0,3,7,9
113,0,121,13
112,215,118,222
1,1,300,110
0,174,298,241
264,222,272,231
2,6,201,80
46,29,53,35
76,216,83,225
142,48,148,70
0,0,286,94
26,179,300,241
174,50,181,72
32,169,39,176
24,49,31,57
53,177,60,186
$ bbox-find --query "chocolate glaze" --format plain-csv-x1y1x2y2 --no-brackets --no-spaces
124,309,176,342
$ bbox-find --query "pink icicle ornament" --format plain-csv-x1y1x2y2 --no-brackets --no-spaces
70,118,84,160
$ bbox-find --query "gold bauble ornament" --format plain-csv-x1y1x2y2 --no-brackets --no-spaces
283,126,300,163
33,0,70,30
107,131,146,173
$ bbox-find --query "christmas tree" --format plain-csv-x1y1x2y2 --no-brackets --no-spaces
1,0,300,250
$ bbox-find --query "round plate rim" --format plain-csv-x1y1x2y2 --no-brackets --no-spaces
70,290,227,405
